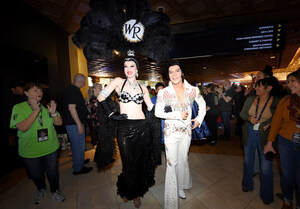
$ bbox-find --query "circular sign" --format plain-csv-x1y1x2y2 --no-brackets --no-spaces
122,19,145,43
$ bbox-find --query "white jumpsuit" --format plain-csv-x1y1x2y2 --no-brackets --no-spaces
155,80,206,209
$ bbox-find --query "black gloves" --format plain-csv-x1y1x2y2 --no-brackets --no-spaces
99,100,127,120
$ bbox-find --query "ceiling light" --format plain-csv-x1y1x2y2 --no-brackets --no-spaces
270,56,276,59
156,6,165,12
113,50,120,55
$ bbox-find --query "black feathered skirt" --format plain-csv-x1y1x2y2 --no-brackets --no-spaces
116,119,155,200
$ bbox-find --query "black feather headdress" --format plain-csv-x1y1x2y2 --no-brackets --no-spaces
72,0,172,65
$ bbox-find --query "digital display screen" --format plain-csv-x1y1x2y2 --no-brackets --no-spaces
235,24,283,51
169,23,285,58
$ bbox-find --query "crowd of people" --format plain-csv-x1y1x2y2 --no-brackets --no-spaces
6,56,300,209
198,67,299,209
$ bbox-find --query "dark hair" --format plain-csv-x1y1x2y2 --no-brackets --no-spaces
123,51,139,69
167,60,185,82
256,77,282,97
23,83,43,92
287,68,300,83
239,85,245,91
155,82,164,90
261,65,273,78
9,79,24,89
123,57,139,69
205,83,215,91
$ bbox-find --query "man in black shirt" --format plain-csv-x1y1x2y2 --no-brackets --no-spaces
216,80,235,140
63,73,92,175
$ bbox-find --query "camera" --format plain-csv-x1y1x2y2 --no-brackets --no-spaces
265,151,274,161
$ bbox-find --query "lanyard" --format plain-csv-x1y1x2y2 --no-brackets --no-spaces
255,95,271,121
27,101,43,127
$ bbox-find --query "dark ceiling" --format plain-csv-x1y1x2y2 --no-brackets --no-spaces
25,0,300,83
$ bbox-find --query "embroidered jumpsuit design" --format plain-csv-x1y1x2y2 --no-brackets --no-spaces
155,80,206,209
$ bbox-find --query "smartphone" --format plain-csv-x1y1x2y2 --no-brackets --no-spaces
265,151,274,161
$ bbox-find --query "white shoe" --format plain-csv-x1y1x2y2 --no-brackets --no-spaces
34,188,47,204
51,189,65,203
179,190,186,199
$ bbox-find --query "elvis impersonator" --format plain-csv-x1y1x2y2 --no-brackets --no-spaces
155,60,206,209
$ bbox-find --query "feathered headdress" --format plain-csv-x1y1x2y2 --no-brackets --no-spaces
72,0,172,65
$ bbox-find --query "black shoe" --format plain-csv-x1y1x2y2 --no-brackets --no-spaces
207,140,217,146
72,159,90,169
242,186,249,192
73,167,93,175
262,199,272,205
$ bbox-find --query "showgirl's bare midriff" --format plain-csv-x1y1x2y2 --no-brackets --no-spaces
120,102,145,120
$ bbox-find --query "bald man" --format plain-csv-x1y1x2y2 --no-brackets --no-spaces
63,73,93,175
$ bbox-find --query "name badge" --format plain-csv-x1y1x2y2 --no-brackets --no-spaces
292,133,300,143
253,123,260,130
37,128,48,142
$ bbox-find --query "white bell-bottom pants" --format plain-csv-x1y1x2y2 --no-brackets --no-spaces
164,123,192,209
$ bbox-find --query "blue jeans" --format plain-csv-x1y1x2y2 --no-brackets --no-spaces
254,148,260,174
22,150,59,193
242,124,274,202
277,135,300,208
65,124,86,172
221,111,231,139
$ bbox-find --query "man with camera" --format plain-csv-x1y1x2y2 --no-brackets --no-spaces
215,80,235,140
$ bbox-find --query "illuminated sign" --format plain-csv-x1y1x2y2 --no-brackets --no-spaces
170,23,285,58
235,24,283,51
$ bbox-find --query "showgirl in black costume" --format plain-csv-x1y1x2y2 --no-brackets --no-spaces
97,51,157,208
72,1,171,207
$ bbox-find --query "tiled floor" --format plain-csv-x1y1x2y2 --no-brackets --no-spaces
0,146,291,209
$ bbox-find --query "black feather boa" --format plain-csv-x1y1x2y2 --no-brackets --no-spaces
147,106,162,166
93,97,117,171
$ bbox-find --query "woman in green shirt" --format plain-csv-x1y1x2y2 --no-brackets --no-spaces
10,83,65,204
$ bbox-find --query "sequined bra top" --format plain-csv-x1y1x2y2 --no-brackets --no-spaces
119,80,144,104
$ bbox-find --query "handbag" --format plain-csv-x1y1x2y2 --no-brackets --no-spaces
191,101,211,140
